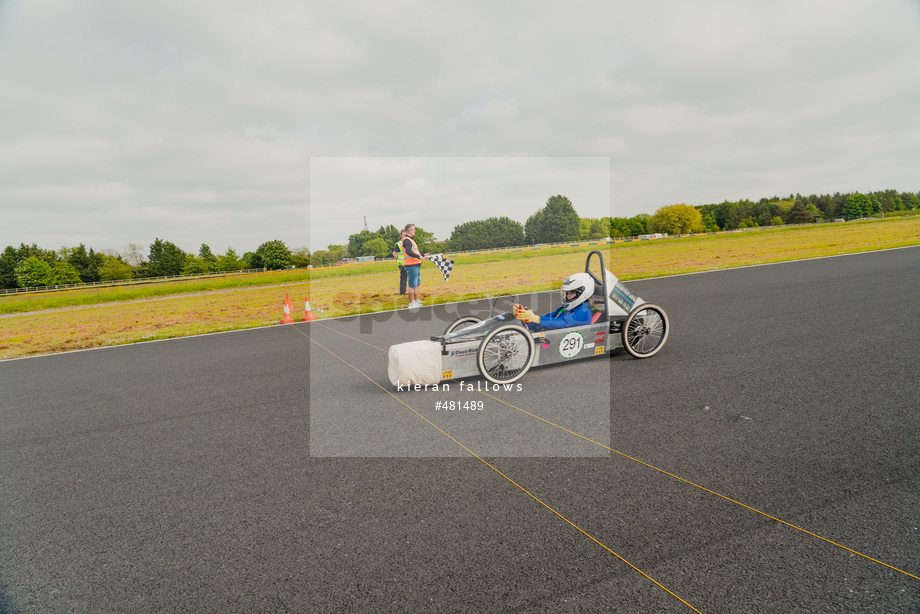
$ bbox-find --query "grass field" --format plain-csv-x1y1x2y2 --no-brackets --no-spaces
2,217,918,360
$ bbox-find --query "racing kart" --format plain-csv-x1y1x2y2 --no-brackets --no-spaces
387,251,669,386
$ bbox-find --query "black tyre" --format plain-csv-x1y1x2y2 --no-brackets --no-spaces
477,324,536,384
443,316,482,336
622,304,669,358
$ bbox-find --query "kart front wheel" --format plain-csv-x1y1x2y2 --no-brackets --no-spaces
443,316,482,336
477,324,536,384
622,304,669,358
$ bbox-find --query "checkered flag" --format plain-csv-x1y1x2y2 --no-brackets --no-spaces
427,254,454,282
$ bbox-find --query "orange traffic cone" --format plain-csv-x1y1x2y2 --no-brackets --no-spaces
280,293,296,324
301,297,316,321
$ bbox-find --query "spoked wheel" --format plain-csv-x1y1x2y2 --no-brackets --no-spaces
622,304,669,358
443,316,482,336
477,323,536,384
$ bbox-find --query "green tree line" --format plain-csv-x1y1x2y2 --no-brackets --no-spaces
336,195,651,259
692,189,920,233
318,188,920,260
0,239,308,290
637,189,919,236
6,188,917,287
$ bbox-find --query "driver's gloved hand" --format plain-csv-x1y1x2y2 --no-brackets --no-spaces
514,304,540,324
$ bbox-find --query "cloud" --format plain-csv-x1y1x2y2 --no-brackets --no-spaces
309,157,610,249
0,0,918,254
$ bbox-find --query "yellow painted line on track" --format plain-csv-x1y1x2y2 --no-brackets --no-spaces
309,320,920,583
477,391,920,583
315,321,388,352
297,324,701,613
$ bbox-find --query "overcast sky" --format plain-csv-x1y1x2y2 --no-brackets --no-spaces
1,1,919,255
310,157,610,249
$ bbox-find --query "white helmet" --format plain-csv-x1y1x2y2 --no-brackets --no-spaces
560,272,594,311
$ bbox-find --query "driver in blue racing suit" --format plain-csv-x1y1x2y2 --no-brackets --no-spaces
514,272,595,330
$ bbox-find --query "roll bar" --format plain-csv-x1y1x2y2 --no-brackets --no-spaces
585,250,608,318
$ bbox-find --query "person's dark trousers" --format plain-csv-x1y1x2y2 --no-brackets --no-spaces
398,265,407,295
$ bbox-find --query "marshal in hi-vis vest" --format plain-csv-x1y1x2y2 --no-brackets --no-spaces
403,236,422,266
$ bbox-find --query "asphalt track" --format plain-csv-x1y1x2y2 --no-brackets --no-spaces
1,247,919,613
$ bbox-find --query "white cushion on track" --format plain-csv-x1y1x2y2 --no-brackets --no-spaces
387,340,443,386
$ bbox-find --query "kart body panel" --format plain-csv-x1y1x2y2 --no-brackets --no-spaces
435,312,614,381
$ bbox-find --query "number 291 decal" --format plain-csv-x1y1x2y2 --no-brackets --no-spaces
558,331,585,359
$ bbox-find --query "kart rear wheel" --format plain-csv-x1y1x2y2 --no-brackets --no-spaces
622,304,669,358
444,316,482,336
477,324,536,384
